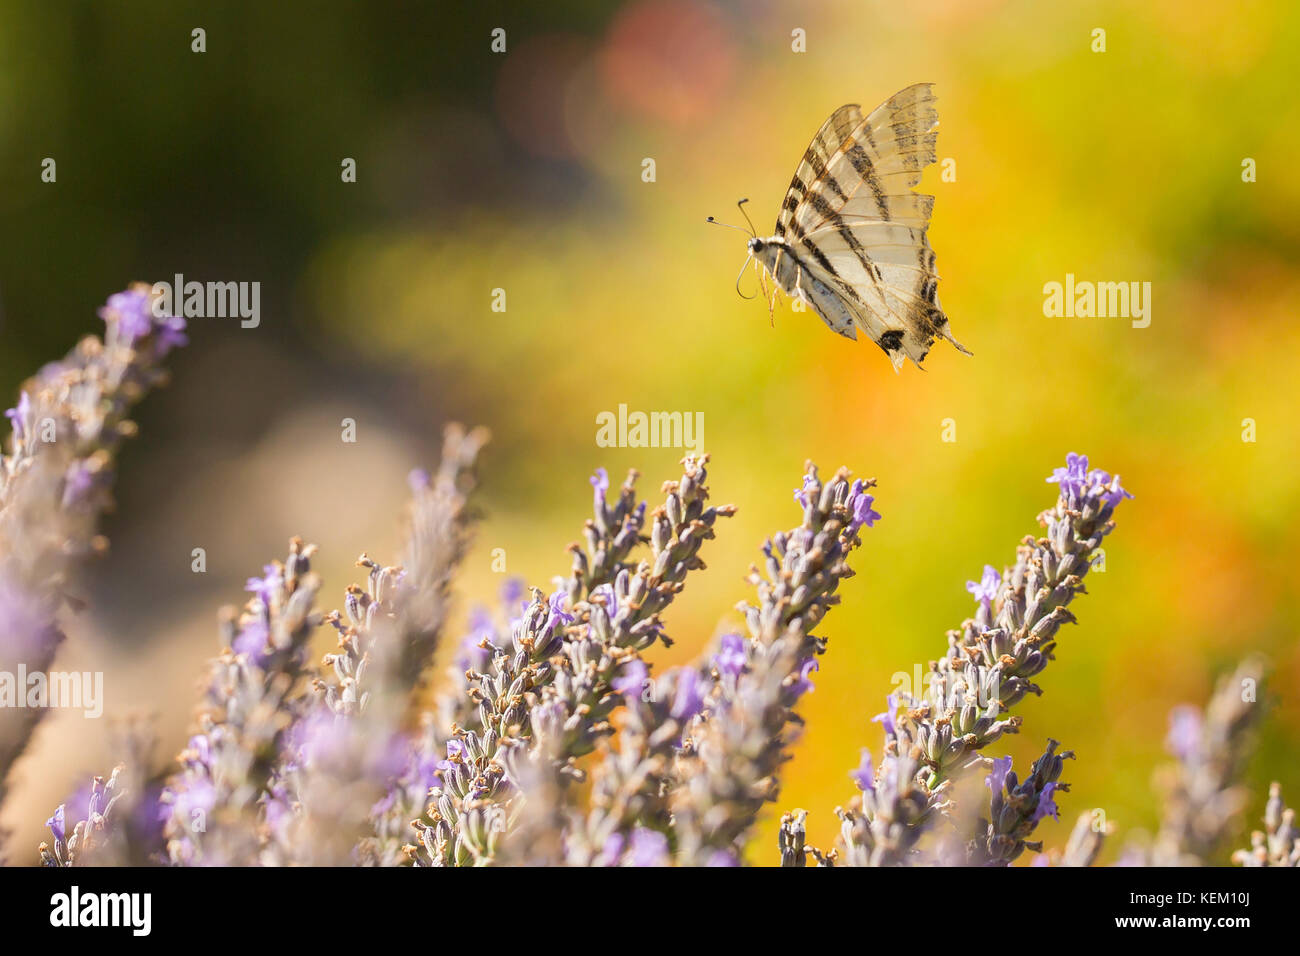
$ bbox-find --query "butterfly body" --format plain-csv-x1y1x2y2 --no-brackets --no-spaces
744,83,970,371
747,236,859,339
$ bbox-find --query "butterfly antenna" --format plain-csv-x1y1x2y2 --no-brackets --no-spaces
736,198,758,237
705,215,753,237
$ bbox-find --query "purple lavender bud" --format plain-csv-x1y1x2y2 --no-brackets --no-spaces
1165,705,1204,761
46,804,66,844
86,780,106,819
185,734,211,767
466,605,494,637
872,694,898,738
849,488,881,531
791,657,819,696
669,668,706,721
4,391,31,440
1048,452,1133,513
455,623,492,672
244,563,281,607
985,755,1013,795
589,581,616,610
792,473,817,508
60,461,97,508
170,777,217,821
595,834,625,867
407,467,431,492
590,467,610,512
499,576,525,608
1032,782,1060,823
99,288,155,342
713,633,747,679
439,738,464,770
296,710,353,766
851,749,876,792
231,619,270,661
627,827,669,867
966,565,1001,605
612,660,648,699
456,606,496,666
706,850,739,867
544,588,574,629
1046,452,1091,499
1093,469,1134,509
266,785,298,835
154,314,188,355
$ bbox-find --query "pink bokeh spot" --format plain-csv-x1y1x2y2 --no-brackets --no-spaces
599,0,735,126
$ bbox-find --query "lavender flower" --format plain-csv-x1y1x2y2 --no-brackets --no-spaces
39,766,128,867
626,827,669,866
673,463,871,864
830,452,1130,865
965,564,1001,607
778,810,812,866
965,740,1074,865
389,427,489,682
158,539,321,865
417,465,651,849
833,751,933,867
847,479,881,532
872,694,898,737
11,360,1292,876
1,285,183,819
1233,783,1300,867
851,750,875,793
563,664,712,866
283,426,486,866
1054,811,1113,867
1142,658,1265,865
712,633,747,682
611,659,649,698
414,586,572,866
457,455,734,866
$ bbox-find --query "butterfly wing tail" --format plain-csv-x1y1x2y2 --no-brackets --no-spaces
941,325,973,356
929,301,972,356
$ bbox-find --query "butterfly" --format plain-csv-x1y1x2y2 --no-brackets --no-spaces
711,83,970,371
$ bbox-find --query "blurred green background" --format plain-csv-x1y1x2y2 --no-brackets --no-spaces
2,0,1297,863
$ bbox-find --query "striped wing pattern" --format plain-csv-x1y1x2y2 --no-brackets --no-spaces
774,83,969,370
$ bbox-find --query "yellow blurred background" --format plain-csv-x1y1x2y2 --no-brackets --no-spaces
2,0,1298,863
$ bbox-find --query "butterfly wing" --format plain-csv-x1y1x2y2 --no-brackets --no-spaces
774,103,866,241
775,84,969,370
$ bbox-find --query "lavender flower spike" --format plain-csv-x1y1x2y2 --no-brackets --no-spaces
563,665,711,866
904,453,1134,782
835,452,1131,865
158,539,321,865
1142,658,1265,865
461,455,733,866
965,739,1075,865
39,766,129,867
420,464,649,842
277,425,486,866
1054,811,1113,867
833,751,933,867
1,285,184,819
1233,783,1300,867
675,463,873,864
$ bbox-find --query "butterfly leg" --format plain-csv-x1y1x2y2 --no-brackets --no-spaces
760,264,777,326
